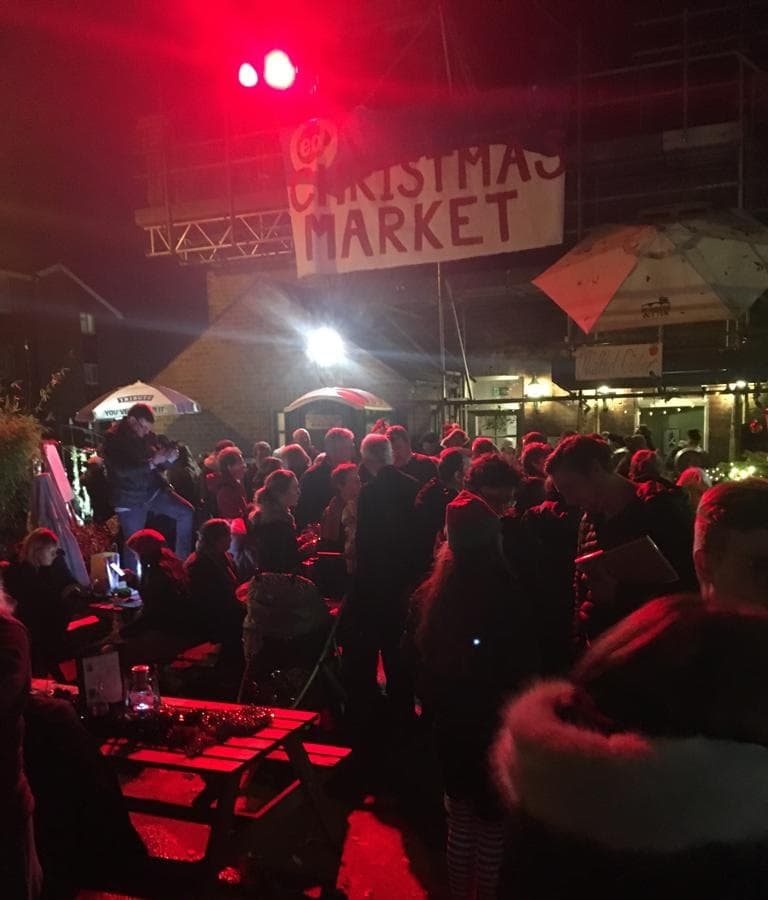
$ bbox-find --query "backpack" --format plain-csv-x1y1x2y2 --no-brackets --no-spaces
242,571,329,658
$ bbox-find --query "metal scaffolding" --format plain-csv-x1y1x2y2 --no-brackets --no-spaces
143,208,294,264
134,7,767,265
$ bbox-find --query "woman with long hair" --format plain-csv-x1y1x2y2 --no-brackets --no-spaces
3,529,80,678
248,469,307,573
414,490,539,900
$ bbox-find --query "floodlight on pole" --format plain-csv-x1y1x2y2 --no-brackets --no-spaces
264,50,297,90
238,62,259,87
306,327,345,368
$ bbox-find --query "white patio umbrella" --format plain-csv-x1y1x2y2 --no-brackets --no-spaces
532,211,768,333
75,380,201,423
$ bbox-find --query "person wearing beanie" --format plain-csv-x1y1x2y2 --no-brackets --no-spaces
120,529,196,663
493,594,768,900
412,488,539,900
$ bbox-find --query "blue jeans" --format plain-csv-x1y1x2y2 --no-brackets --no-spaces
117,489,195,564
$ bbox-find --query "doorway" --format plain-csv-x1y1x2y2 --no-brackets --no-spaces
637,403,707,457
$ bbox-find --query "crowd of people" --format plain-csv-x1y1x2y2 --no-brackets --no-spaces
3,401,768,899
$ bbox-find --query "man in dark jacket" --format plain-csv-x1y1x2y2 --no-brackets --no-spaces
413,447,467,578
386,425,439,486
546,434,696,646
295,427,355,528
343,433,420,725
102,403,194,562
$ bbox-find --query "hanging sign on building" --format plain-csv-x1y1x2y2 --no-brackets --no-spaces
575,343,663,382
282,96,566,277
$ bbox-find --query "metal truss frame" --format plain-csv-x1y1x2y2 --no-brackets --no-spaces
144,208,294,264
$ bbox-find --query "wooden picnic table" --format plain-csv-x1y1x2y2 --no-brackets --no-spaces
31,682,342,873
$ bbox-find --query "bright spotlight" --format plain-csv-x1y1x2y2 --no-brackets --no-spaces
733,379,747,390
306,327,344,367
597,384,611,395
264,50,296,90
238,62,259,88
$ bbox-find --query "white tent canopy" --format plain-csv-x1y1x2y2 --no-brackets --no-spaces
532,211,768,334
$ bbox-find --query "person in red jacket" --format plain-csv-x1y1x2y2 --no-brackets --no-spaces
214,446,248,522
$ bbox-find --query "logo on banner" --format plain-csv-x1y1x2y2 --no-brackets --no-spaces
290,119,338,172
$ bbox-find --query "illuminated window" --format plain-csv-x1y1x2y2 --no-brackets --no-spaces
83,363,99,385
80,312,96,335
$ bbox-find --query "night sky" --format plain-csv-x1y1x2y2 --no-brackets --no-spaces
1,0,639,372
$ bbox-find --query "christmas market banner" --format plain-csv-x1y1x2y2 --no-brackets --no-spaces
282,91,566,277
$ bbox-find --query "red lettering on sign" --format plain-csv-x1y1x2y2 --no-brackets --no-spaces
414,201,443,250
397,161,424,199
534,154,566,180
380,167,394,202
341,210,374,258
497,144,531,184
288,171,315,213
305,213,336,261
348,178,376,204
485,190,518,242
449,197,483,247
432,154,447,192
458,146,491,190
378,207,407,254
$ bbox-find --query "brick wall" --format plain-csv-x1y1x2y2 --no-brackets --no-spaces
152,269,421,455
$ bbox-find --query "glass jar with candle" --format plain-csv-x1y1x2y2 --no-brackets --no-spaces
126,664,160,716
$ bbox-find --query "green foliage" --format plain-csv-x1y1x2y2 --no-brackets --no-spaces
0,364,69,551
711,451,768,483
0,411,42,549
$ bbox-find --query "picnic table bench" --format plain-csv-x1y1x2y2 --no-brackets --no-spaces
32,682,348,874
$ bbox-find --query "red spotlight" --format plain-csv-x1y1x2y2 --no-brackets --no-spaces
264,50,296,90
238,62,258,88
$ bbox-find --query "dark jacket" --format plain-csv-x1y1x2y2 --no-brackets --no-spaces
494,679,768,900
505,499,581,675
514,476,547,515
166,460,200,508
413,477,457,576
23,695,148,892
247,504,301,574
575,481,696,643
3,557,79,678
354,465,420,617
102,419,165,508
184,550,244,658
0,612,33,825
124,549,192,637
295,458,333,529
419,550,540,814
0,612,36,896
398,452,438,486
